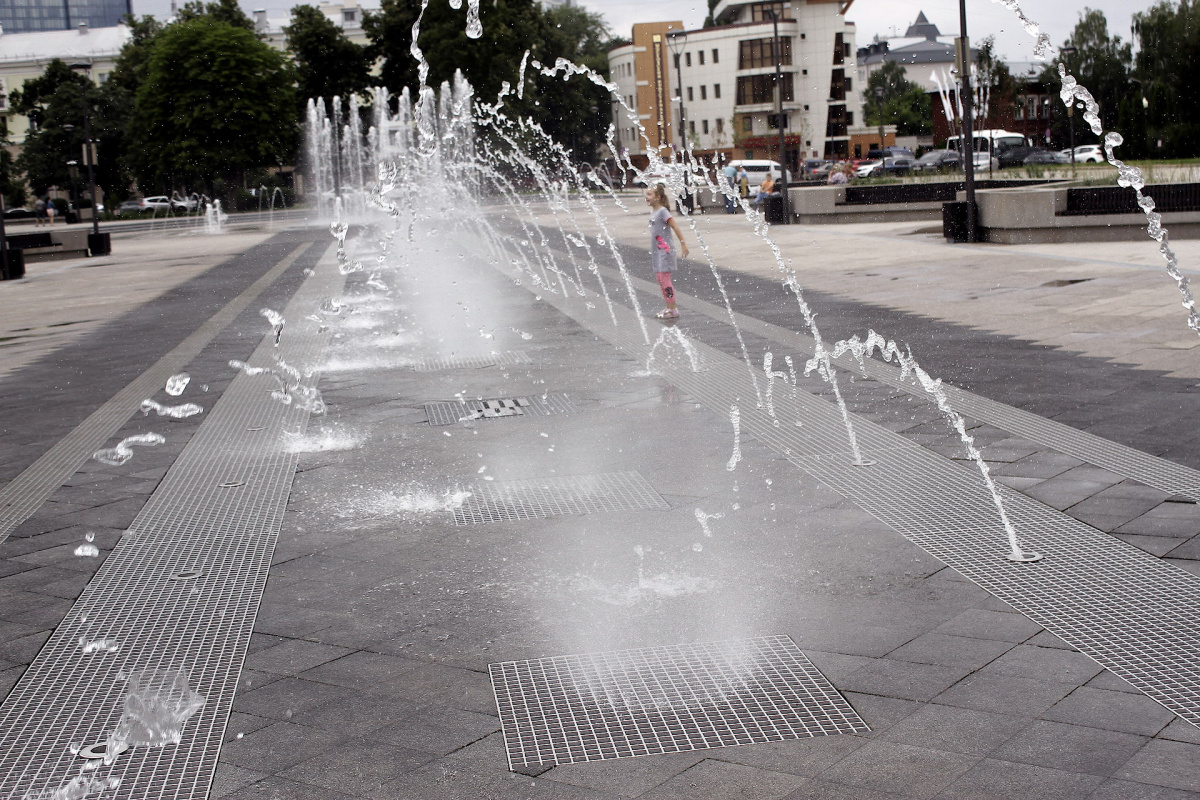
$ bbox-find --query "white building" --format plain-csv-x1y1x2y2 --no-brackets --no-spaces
608,0,867,169
252,1,370,50
0,23,129,146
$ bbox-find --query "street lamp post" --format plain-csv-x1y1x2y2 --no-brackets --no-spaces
958,0,977,243
764,6,790,224
874,86,885,153
1060,46,1077,169
68,62,109,255
667,30,694,213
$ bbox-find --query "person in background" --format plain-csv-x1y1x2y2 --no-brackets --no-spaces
753,174,776,211
737,166,750,201
33,197,46,227
45,198,56,225
722,162,737,213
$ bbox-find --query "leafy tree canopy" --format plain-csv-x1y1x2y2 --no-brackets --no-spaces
863,60,931,137
11,59,126,200
286,4,373,111
1039,8,1130,142
364,0,613,162
176,0,255,31
1128,0,1200,157
127,15,296,193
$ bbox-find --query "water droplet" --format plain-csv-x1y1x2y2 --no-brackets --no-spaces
74,544,100,557
692,543,703,552
85,531,95,542
165,373,190,396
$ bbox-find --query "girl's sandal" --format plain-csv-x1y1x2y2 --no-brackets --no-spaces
655,309,680,320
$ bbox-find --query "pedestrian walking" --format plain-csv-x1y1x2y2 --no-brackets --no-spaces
46,199,56,226
34,198,46,227
645,183,689,320
723,162,737,213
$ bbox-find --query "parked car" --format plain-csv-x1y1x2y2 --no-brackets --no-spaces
854,159,883,178
996,144,1036,168
4,207,33,219
801,159,831,180
915,150,961,172
1069,144,1105,163
857,157,916,178
140,196,172,211
726,159,791,192
866,146,914,160
1023,149,1070,165
117,200,145,216
171,195,199,211
971,151,1000,171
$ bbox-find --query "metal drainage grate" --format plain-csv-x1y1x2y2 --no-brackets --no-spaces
490,635,869,769
454,470,668,525
410,351,531,372
425,393,575,426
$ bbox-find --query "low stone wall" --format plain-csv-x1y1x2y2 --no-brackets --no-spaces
10,227,91,261
971,184,1200,244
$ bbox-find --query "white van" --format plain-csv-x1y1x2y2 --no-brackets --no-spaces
726,160,790,193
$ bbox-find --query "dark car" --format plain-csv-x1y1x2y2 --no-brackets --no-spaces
866,146,914,160
996,145,1036,168
916,150,961,172
4,208,33,219
1023,149,1070,165
802,159,832,180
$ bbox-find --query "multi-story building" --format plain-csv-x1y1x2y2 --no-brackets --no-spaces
253,1,370,50
0,0,131,35
0,23,128,147
608,0,868,170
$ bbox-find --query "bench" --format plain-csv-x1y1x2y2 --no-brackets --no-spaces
6,233,58,250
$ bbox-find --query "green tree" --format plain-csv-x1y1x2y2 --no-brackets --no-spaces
364,0,613,162
1130,0,1200,158
704,0,720,28
863,60,931,137
10,60,126,202
127,15,296,199
105,15,165,99
286,4,372,111
1040,8,1130,147
175,0,255,32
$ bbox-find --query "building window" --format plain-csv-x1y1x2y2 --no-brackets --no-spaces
699,50,706,65
687,87,694,101
802,69,808,75
800,33,806,39
716,118,724,133
768,113,788,129
702,119,709,134
743,115,753,132
846,112,854,125
738,38,792,69
343,9,356,22
689,120,696,134
700,85,707,100
714,83,721,98
713,48,719,63
749,2,785,22
833,33,845,65
736,74,794,105
686,52,692,67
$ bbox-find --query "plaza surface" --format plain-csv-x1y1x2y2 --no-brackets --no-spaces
2,204,1200,800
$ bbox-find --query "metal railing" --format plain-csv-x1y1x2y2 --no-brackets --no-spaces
1062,183,1200,216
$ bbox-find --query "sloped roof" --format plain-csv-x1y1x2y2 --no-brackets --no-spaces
903,10,941,41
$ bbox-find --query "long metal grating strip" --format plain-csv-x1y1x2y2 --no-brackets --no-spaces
410,351,531,372
0,243,317,546
490,636,869,769
0,249,342,799
425,393,574,426
501,239,1200,727
453,470,668,525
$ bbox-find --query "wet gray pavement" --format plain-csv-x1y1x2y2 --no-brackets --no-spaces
3,211,1200,799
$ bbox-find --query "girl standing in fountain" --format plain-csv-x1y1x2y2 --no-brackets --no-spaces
645,183,689,320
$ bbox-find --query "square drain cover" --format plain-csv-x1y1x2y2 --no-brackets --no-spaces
411,351,531,372
454,470,667,525
426,394,575,426
490,636,868,769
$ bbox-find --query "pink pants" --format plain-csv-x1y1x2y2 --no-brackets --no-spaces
656,271,675,304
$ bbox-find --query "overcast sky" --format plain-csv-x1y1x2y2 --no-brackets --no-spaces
129,0,1155,63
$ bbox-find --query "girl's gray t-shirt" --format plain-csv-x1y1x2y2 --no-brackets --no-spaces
649,206,676,272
